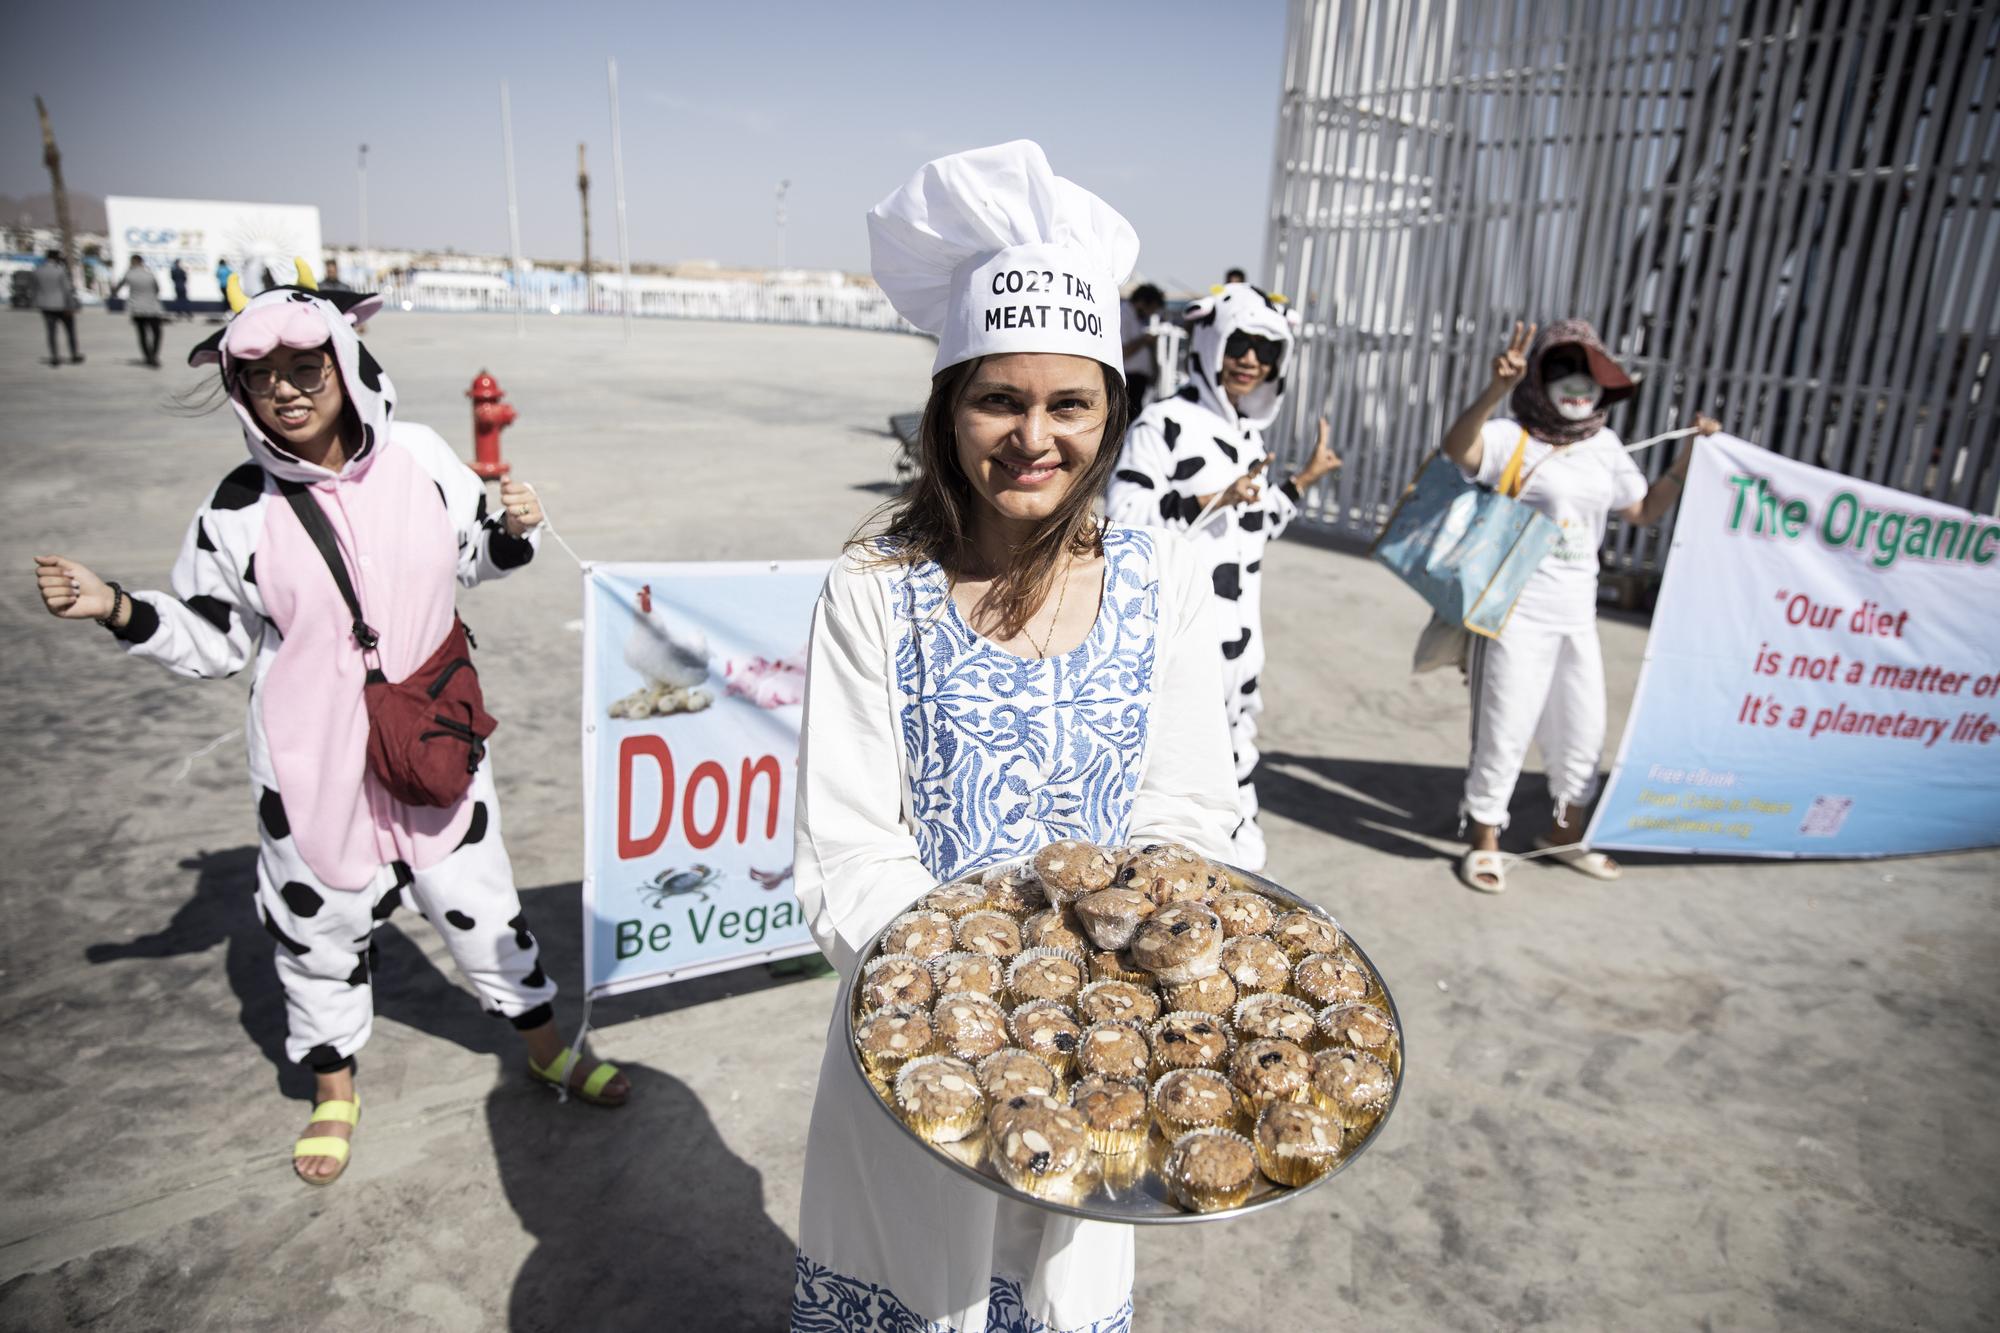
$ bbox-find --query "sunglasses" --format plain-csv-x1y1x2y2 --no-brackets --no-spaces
237,357,335,398
1224,331,1283,367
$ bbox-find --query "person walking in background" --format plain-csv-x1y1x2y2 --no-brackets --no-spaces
110,254,166,367
214,258,234,320
1443,320,1713,894
1120,282,1165,416
170,259,191,320
1105,281,1342,870
32,249,83,366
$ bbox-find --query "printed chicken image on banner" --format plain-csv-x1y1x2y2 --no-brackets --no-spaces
1587,435,2000,859
582,561,829,996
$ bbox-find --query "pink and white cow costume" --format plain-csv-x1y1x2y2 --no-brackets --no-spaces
107,280,555,1072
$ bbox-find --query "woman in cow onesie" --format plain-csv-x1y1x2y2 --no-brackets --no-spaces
33,267,628,1187
1104,282,1341,870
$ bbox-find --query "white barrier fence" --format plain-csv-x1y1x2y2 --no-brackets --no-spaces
372,269,916,334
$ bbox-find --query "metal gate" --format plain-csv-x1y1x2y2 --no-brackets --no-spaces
1263,0,2000,570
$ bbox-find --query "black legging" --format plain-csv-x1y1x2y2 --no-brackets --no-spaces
134,317,164,364
42,310,78,361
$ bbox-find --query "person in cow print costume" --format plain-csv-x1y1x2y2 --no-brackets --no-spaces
33,263,627,1187
1105,281,1341,870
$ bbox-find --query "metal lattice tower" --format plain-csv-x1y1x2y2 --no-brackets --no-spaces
1263,0,2000,568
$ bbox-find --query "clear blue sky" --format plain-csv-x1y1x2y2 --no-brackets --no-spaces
4,0,1286,290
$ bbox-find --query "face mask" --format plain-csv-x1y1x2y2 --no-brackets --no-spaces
1548,372,1601,421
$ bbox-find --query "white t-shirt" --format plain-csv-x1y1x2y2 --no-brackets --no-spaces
1121,300,1156,376
1461,417,1647,628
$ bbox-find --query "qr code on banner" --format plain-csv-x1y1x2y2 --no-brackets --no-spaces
1799,796,1854,838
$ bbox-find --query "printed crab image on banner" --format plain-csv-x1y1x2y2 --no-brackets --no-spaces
582,560,828,996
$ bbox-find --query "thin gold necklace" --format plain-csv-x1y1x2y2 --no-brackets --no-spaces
1026,561,1072,659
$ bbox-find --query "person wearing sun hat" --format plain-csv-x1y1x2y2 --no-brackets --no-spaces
32,262,628,1188
789,141,1236,1332
1105,282,1343,870
1442,317,1710,893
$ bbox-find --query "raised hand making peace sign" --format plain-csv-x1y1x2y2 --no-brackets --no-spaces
1491,320,1537,389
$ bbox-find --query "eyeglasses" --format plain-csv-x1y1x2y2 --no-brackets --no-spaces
1224,331,1283,367
237,358,334,397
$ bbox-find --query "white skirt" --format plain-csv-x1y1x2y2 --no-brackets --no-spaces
791,1001,1135,1333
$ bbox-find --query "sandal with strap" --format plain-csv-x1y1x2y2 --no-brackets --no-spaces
1457,848,1508,894
1534,839,1623,881
293,1096,360,1187
528,1048,629,1107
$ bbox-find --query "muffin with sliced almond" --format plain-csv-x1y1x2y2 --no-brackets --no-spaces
1020,907,1090,956
854,1003,934,1077
934,993,1010,1062
955,909,1024,962
882,909,957,960
1075,1019,1152,1084
1129,902,1223,985
1219,935,1292,995
1232,992,1319,1046
920,879,991,919
1163,1127,1257,1212
1294,949,1372,1008
991,1101,1092,1199
893,1055,986,1143
1211,891,1278,938
1309,1047,1394,1130
1074,887,1157,951
1161,969,1238,1017
1253,1101,1343,1186
1007,1000,1083,1077
975,1048,1060,1102
1229,1037,1314,1108
929,951,1005,1001
1076,978,1161,1027
1069,1073,1150,1155
1149,1011,1233,1076
1032,839,1119,905
980,861,1047,915
1271,909,1344,961
859,952,936,1012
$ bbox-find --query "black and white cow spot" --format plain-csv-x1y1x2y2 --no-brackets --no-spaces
445,909,477,930
1188,351,1205,384
1212,563,1243,601
1177,384,1200,403
259,787,290,840
183,594,232,632
457,803,490,850
1215,440,1239,464
1240,675,1260,696
372,885,403,921
1222,628,1253,661
211,462,266,511
521,961,547,990
279,880,323,918
1115,468,1155,490
507,912,533,950
392,860,414,887
1170,457,1205,482
261,908,310,956
242,554,257,585
356,344,385,392
1161,418,1182,449
1239,510,1267,533
345,954,370,987
1247,559,1262,575
195,520,216,553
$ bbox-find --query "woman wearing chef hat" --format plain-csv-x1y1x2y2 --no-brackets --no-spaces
790,142,1237,1332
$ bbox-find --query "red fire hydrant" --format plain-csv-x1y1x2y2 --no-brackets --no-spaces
467,370,516,480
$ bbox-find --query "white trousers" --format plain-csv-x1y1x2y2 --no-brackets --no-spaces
254,758,557,1069
1462,619,1607,829
1227,682,1267,871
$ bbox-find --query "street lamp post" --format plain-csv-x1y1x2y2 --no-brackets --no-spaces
357,143,369,284
775,179,790,271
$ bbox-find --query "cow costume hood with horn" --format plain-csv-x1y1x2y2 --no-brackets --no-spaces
105,260,556,1073
1105,281,1306,869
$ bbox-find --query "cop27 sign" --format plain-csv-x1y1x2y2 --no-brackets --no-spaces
581,561,828,996
1588,435,2000,857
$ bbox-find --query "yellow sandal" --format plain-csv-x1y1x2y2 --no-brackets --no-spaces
293,1096,360,1187
528,1049,627,1107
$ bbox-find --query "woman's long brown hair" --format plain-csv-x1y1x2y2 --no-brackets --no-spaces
852,355,1130,640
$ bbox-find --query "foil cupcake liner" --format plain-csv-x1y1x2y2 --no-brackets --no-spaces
1019,907,1091,956
1231,992,1319,1046
1228,1037,1316,1109
1087,949,1153,987
1253,1102,1343,1187
1075,1019,1153,1085
926,950,1006,1001
853,1002,934,1078
1129,904,1223,986
1292,950,1372,1008
1076,978,1163,1027
933,992,1011,1062
1067,1075,1151,1156
893,1054,987,1144
991,1107,1093,1199
1161,970,1238,1017
1005,946,1089,1008
1309,1047,1395,1129
981,861,1049,915
1314,1001,1401,1071
859,951,936,1012
1148,1067,1243,1139
1162,1127,1258,1213
1148,1010,1237,1077
1007,999,1083,1078
975,1047,1060,1101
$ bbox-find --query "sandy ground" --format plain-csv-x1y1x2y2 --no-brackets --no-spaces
1,309,1994,1332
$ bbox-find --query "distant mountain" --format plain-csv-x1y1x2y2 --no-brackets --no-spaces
0,191,109,232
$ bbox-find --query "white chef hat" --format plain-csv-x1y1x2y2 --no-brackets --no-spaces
868,140,1140,379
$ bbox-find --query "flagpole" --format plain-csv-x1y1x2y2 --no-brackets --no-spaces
501,80,526,338
608,57,634,341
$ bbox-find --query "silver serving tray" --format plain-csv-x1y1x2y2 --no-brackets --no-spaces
841,858,1403,1225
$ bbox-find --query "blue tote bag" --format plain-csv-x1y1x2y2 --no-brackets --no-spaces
1370,430,1561,639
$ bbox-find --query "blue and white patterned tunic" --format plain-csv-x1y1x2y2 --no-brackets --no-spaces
894,526,1159,879
790,524,1237,1333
